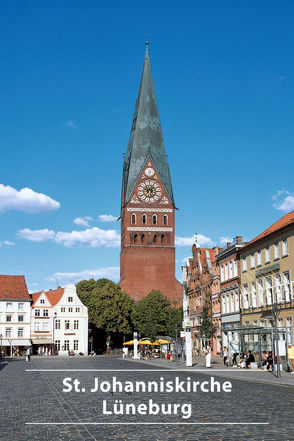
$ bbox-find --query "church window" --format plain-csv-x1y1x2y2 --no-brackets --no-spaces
141,234,145,244
131,214,136,225
152,214,157,225
163,215,168,226
134,234,138,244
153,234,158,244
161,234,165,244
142,214,146,225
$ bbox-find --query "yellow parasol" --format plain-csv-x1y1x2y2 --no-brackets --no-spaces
123,340,134,346
154,339,174,345
138,339,156,345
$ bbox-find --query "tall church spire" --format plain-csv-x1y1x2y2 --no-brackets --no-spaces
122,44,175,207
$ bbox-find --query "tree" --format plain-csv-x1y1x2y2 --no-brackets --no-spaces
132,290,182,341
199,297,218,344
76,279,134,350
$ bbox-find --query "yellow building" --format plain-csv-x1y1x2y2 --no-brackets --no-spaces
239,211,294,348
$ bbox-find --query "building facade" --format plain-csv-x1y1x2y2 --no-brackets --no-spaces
240,212,294,347
0,275,31,356
217,236,246,357
31,284,88,355
120,44,182,303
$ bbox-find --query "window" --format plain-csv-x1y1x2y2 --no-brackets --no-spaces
43,309,49,317
61,307,65,312
6,315,12,322
233,260,238,277
224,263,228,280
265,277,273,305
18,303,24,310
6,302,12,309
257,251,261,266
141,234,145,244
34,322,40,331
76,307,80,313
221,265,224,282
250,254,255,269
161,234,165,244
55,340,60,351
258,279,264,306
74,320,79,330
163,215,168,226
55,319,60,329
74,340,79,350
40,299,45,304
283,271,291,302
142,214,146,225
5,328,11,338
226,295,230,313
131,213,136,225
230,293,234,312
222,296,226,313
68,297,73,303
18,315,24,322
64,340,70,350
274,242,280,260
243,284,249,309
65,320,70,330
68,307,73,313
229,261,233,279
275,274,282,303
152,214,157,225
35,309,40,317
133,234,138,244
153,234,158,244
235,292,239,310
18,328,23,338
251,282,257,308
282,239,288,257
265,247,270,263
42,322,48,331
242,258,247,272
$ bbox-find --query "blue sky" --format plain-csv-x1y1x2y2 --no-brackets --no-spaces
1,1,294,292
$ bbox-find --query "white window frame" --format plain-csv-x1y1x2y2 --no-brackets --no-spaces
265,277,273,305
275,274,282,303
282,239,288,257
243,284,249,309
251,282,257,308
18,328,24,338
242,258,247,272
265,247,270,264
250,254,255,269
229,261,233,279
274,242,280,260
257,251,261,267
18,303,24,310
258,279,264,306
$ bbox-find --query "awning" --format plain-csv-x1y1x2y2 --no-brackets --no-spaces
1,339,31,346
32,339,53,345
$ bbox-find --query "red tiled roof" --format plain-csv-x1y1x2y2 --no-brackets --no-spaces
0,275,30,300
244,211,294,249
31,287,64,307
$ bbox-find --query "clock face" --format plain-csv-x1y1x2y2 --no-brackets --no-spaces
138,180,162,203
144,167,155,177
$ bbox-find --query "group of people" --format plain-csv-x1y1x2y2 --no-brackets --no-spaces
261,351,274,371
223,347,255,368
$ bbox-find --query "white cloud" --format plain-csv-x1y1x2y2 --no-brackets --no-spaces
99,214,117,222
0,184,60,213
18,227,120,248
73,216,93,227
49,266,120,284
219,236,234,246
63,120,78,129
0,240,15,247
18,228,56,242
175,233,214,248
273,189,294,213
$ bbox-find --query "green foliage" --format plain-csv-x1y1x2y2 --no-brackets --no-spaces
132,290,182,341
76,279,134,344
199,299,218,340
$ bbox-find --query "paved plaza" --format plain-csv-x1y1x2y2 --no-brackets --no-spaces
0,355,294,441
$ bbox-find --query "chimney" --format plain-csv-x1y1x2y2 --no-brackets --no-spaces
236,236,242,243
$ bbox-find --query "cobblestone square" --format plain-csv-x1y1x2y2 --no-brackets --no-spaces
0,356,293,441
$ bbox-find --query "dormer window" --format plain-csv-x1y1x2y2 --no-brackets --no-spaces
68,297,73,302
40,299,45,304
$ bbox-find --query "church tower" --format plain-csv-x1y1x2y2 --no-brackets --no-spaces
120,43,182,303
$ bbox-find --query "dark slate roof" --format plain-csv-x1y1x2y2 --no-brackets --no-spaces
122,45,175,206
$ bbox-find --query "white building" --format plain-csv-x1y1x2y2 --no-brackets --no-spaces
31,284,88,355
0,275,31,356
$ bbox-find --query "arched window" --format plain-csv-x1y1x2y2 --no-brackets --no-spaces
134,234,138,244
131,214,136,225
152,214,157,225
161,234,165,244
141,234,145,244
142,214,146,225
163,214,168,226
153,234,158,244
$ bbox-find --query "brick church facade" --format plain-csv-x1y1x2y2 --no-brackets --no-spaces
120,44,182,303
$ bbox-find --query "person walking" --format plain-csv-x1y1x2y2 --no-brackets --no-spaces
26,347,31,362
288,344,294,373
205,346,211,368
223,346,228,367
